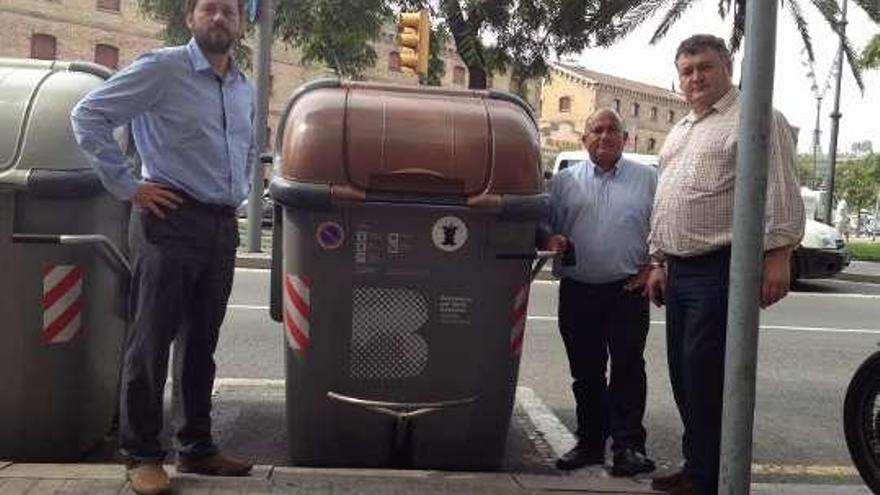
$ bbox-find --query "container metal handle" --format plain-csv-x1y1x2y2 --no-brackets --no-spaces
13,234,131,275
496,250,557,281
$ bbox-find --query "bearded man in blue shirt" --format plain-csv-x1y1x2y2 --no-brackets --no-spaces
541,109,657,477
71,0,254,492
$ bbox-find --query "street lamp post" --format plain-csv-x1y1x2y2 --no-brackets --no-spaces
823,0,848,225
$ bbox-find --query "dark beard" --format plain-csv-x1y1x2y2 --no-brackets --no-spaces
195,30,234,55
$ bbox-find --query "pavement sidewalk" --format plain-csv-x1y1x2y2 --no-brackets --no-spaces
0,462,873,494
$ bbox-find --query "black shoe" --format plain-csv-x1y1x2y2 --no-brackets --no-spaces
611,448,655,477
651,469,685,491
555,445,605,470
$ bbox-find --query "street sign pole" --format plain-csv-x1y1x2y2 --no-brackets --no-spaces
246,0,273,252
718,0,779,493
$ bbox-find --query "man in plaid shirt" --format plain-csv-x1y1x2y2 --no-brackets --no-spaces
644,34,804,495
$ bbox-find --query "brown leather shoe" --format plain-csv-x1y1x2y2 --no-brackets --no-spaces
177,453,253,476
666,475,703,495
126,463,170,495
651,469,684,491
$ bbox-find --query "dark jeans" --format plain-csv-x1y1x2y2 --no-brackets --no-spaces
119,199,238,462
558,277,650,454
666,247,731,494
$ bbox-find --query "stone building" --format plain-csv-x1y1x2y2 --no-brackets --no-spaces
540,63,688,167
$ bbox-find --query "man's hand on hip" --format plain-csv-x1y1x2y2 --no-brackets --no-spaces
133,181,184,219
761,247,793,308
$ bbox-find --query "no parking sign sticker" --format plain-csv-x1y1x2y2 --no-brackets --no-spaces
316,222,345,250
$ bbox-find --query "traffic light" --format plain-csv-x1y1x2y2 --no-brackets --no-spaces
398,10,430,76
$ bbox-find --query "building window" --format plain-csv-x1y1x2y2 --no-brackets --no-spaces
650,106,658,121
633,135,639,152
30,34,57,60
453,66,466,86
94,44,119,69
96,0,120,11
668,110,676,123
648,137,656,152
632,102,640,117
613,98,621,112
558,96,571,113
388,51,401,72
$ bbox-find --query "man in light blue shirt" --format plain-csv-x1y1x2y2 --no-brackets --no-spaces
540,109,657,476
70,0,254,492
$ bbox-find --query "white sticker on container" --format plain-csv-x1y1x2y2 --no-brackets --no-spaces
432,216,468,252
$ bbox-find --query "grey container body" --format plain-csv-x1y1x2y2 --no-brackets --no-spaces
276,197,539,470
0,59,129,460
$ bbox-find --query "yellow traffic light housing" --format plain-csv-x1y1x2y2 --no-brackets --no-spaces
398,10,430,76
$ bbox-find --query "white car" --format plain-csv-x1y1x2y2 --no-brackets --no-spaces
550,150,659,176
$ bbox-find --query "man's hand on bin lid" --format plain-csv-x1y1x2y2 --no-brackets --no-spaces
134,181,184,219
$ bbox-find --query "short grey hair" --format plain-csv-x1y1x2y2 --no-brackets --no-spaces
583,108,628,135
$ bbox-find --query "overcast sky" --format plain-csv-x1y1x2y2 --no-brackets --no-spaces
572,2,879,154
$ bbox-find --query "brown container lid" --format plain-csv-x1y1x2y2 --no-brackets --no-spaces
277,80,542,199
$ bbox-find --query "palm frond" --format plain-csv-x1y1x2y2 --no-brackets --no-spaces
842,37,866,93
851,0,880,22
807,0,842,35
786,0,815,62
613,0,673,41
650,0,698,44
717,0,732,18
728,0,745,54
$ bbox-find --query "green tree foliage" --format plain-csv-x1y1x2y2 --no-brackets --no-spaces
274,0,390,79
394,0,627,89
836,154,880,227
606,0,880,91
862,33,880,69
796,153,819,188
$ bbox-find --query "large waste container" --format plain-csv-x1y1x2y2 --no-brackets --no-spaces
0,59,131,459
269,79,546,470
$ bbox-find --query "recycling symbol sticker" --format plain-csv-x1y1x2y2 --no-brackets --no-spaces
432,216,468,252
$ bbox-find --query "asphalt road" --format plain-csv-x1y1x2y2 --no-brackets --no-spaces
216,269,880,484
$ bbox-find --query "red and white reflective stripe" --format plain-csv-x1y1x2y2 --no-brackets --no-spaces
42,264,84,344
283,274,311,352
510,284,529,356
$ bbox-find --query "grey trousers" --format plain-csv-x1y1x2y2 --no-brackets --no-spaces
119,200,238,462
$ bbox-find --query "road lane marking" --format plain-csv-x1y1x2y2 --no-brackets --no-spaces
226,306,880,335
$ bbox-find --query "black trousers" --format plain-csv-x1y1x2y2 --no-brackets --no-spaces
119,200,238,462
665,248,731,494
558,277,650,454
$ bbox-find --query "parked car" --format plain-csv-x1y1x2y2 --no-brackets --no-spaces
791,218,850,279
237,189,273,226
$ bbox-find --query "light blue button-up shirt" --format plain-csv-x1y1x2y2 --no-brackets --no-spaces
71,38,255,207
545,157,657,284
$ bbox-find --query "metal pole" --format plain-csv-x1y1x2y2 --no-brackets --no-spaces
812,96,821,188
718,0,778,493
823,0,847,225
246,0,274,252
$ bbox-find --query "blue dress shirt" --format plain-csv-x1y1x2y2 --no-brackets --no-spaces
71,38,255,207
546,157,657,284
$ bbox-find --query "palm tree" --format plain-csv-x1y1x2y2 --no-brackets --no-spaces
863,33,880,68
602,0,880,91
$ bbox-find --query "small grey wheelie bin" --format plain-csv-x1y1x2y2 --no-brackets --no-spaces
269,79,547,470
0,59,131,460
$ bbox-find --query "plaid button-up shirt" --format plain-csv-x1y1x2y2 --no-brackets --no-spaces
649,88,804,258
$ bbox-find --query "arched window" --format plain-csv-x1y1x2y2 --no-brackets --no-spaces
632,102,640,117
388,51,401,72
558,96,571,113
650,106,658,121
668,110,676,123
648,137,656,152
31,34,57,60
94,44,119,69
